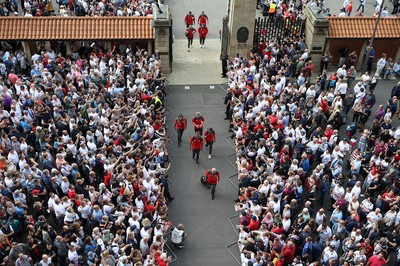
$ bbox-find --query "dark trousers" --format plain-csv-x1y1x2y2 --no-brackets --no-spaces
192,149,200,163
177,129,184,145
194,127,203,136
225,104,231,118
320,61,329,73
367,60,373,73
200,37,206,45
356,4,364,12
164,188,173,201
318,191,326,205
206,141,214,155
188,37,193,48
221,59,228,77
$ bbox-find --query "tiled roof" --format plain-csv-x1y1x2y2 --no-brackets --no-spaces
327,17,400,39
0,17,154,40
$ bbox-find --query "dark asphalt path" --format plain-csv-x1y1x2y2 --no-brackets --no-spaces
164,84,241,266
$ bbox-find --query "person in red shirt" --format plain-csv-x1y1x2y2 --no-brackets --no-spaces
184,11,195,28
367,252,387,266
324,125,334,140
190,132,203,164
282,240,296,264
186,25,197,52
155,251,170,266
192,112,205,135
248,215,260,231
197,11,208,25
144,200,158,215
204,128,216,159
174,114,187,147
103,170,112,187
198,24,209,48
205,168,220,199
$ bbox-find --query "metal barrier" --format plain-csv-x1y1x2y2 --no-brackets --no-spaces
164,104,172,114
166,138,173,148
228,214,240,236
226,241,241,265
225,152,237,170
225,136,236,150
226,173,238,190
168,178,175,188
219,82,228,92
164,243,178,264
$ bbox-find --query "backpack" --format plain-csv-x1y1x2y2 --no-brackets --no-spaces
346,122,357,137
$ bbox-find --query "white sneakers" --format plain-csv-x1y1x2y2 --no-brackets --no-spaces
208,154,211,159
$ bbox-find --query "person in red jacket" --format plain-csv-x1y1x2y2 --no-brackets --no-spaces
184,11,195,28
174,114,187,147
198,24,209,48
190,132,203,164
198,11,208,25
204,128,216,159
186,25,197,52
205,168,220,199
282,240,296,264
192,112,205,135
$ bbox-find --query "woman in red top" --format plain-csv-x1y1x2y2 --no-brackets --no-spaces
204,128,216,159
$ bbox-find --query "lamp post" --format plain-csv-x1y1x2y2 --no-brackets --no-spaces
361,0,385,73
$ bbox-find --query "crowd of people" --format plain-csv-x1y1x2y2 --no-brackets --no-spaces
0,0,163,17
0,41,179,266
255,0,400,18
224,37,400,265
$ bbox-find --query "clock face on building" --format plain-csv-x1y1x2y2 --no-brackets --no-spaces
237,27,249,43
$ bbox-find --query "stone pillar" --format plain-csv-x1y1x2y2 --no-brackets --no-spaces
65,42,72,57
227,0,256,58
356,40,368,71
21,41,35,65
395,45,400,63
147,40,153,56
304,7,329,67
152,5,172,74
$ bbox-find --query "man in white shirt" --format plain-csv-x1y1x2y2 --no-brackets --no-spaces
366,208,382,228
353,82,365,95
322,244,338,263
337,65,347,78
53,199,67,224
6,149,19,165
77,200,92,221
335,79,348,100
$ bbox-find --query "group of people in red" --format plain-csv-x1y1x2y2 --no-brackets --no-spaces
184,11,209,51
173,112,216,163
173,112,220,199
